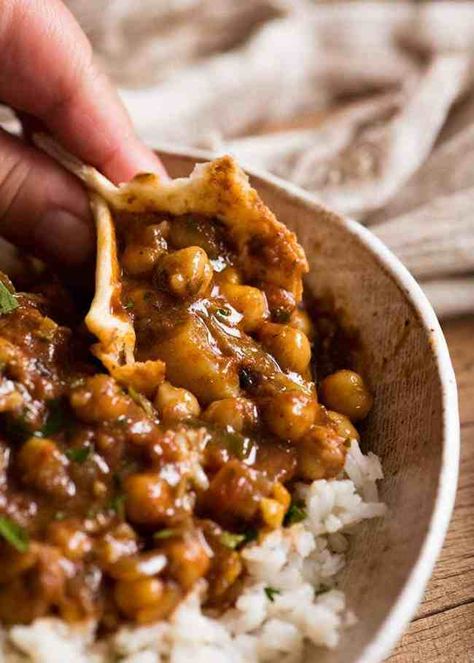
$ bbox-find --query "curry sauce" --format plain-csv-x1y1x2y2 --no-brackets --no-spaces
0,212,372,630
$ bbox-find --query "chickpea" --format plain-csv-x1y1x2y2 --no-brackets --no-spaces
153,317,240,404
124,473,174,526
131,222,169,246
121,245,162,277
107,551,167,581
158,246,213,299
263,391,317,442
327,410,359,441
258,322,311,375
134,582,182,624
288,308,314,340
168,215,220,258
320,370,373,421
214,266,242,285
154,381,200,422
123,286,160,319
296,425,347,481
94,524,138,566
261,283,296,320
203,397,257,432
17,437,72,498
47,522,91,561
221,284,268,332
114,577,164,619
70,375,129,423
161,530,211,590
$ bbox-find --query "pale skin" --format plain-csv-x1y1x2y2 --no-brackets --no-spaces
0,0,167,266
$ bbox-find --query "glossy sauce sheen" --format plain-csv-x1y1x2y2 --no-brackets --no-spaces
0,213,372,629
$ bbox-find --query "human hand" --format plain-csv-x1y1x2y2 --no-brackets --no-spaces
0,0,166,266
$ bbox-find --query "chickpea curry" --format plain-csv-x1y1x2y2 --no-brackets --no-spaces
0,154,373,631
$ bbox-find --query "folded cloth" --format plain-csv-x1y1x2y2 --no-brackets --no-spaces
10,1,474,316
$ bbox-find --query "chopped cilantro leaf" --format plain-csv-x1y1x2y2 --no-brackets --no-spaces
264,586,281,602
215,307,231,317
0,282,18,315
127,386,154,417
220,531,246,549
53,511,66,521
154,528,179,540
284,500,307,526
39,399,66,437
66,444,93,463
109,494,126,519
243,527,258,544
124,300,134,310
0,516,29,552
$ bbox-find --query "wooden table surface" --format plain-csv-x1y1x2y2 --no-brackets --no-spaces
388,315,474,662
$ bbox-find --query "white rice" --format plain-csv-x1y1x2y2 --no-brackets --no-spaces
2,441,386,662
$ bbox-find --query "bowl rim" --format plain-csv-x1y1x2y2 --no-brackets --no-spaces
156,145,460,663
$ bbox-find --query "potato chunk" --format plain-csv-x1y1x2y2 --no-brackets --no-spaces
201,459,271,527
151,316,239,404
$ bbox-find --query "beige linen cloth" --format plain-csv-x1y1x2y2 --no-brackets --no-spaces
4,1,474,317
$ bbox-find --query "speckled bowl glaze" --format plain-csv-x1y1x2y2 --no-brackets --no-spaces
157,148,459,663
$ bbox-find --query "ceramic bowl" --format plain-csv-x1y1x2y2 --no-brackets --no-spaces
157,148,459,663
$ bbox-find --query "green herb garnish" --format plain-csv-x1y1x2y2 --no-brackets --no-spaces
0,516,29,552
221,430,255,461
127,387,154,418
154,528,179,540
220,531,246,550
242,527,258,544
38,399,66,437
109,494,126,519
284,500,307,526
53,511,66,521
124,300,134,310
264,586,281,602
215,307,231,318
0,283,18,315
66,444,93,464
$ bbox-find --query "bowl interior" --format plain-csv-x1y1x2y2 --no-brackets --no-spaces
157,150,458,663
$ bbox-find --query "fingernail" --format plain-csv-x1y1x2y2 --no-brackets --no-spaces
34,209,94,265
106,141,169,183
130,142,167,175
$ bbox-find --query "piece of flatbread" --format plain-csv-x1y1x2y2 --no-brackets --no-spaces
35,134,308,391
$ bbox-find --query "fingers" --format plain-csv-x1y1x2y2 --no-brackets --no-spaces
0,0,166,182
0,128,94,265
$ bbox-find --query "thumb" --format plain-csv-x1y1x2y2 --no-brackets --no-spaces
0,128,94,266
